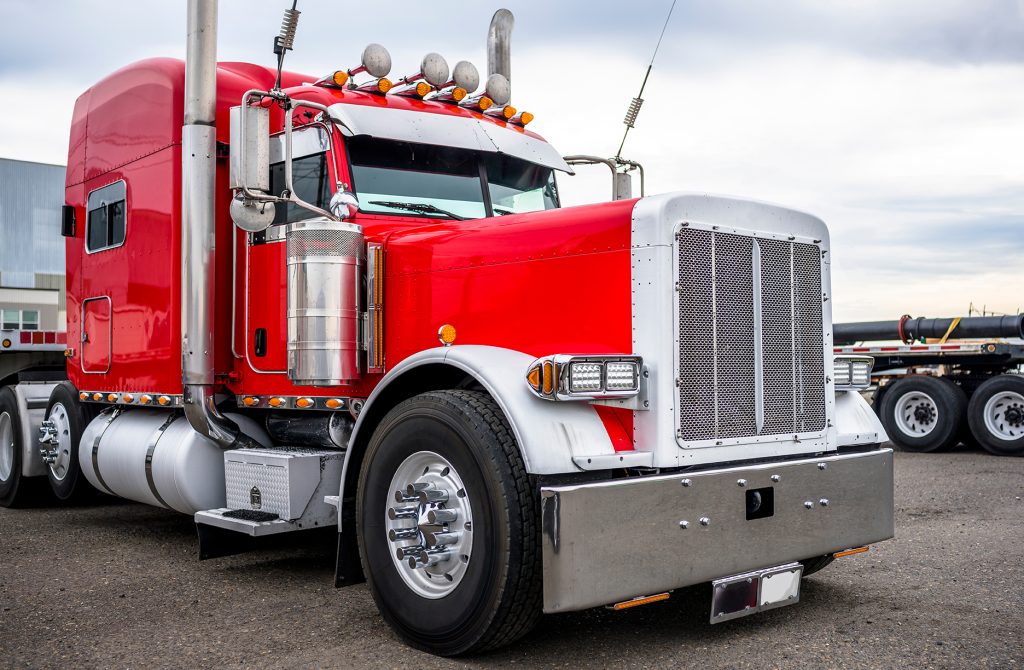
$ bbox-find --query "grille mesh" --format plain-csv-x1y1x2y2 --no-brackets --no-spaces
677,228,825,442
286,228,365,260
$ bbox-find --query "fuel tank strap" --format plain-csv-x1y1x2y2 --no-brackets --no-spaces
144,412,181,510
91,409,121,496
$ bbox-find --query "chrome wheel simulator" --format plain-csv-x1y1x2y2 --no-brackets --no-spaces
385,450,473,598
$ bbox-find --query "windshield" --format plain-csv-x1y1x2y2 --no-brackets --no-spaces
346,136,559,220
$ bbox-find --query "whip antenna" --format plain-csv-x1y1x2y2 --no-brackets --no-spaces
616,0,677,159
273,1,300,91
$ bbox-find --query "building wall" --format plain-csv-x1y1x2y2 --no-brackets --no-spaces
0,158,66,329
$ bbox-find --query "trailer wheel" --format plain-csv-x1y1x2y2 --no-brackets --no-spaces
879,376,965,452
43,382,96,501
0,386,43,508
966,375,1024,456
356,390,541,656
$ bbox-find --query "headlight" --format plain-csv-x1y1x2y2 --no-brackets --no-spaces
834,356,873,391
527,355,642,401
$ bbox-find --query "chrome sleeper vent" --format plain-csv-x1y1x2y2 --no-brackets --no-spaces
676,228,825,443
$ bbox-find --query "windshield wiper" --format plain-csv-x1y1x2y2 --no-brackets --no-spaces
493,207,514,216
369,200,468,221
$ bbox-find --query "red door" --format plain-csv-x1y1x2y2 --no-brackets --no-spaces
81,297,111,373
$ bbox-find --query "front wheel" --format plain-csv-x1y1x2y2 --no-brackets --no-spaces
356,390,541,656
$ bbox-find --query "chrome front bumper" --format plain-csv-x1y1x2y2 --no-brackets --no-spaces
540,449,894,613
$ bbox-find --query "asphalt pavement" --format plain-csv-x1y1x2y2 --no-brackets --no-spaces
1,445,1021,669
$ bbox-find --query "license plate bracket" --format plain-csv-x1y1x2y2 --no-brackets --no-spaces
710,562,803,624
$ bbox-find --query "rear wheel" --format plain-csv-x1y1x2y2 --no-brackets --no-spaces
356,390,541,656
42,382,96,501
967,375,1024,456
0,386,43,508
879,376,965,452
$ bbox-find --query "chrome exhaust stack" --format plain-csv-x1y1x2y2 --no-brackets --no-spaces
486,9,514,92
181,0,252,450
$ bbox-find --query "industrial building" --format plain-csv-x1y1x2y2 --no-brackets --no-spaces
0,157,66,330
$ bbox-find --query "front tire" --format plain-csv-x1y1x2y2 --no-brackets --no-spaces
356,390,541,656
879,376,965,452
967,375,1024,456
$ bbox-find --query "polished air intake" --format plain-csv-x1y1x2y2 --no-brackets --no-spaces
286,218,364,386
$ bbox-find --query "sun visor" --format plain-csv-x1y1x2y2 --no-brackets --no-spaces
327,103,573,174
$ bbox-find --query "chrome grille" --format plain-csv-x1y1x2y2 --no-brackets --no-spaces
677,228,826,442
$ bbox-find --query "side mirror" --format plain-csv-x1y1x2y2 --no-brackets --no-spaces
330,190,360,220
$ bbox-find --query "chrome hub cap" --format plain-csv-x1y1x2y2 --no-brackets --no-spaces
894,391,938,437
40,403,73,481
386,451,473,598
983,391,1024,441
0,411,14,482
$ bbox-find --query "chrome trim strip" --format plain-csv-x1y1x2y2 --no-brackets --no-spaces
144,412,179,509
752,240,764,434
91,408,121,495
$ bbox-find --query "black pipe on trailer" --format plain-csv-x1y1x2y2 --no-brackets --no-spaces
834,314,1024,345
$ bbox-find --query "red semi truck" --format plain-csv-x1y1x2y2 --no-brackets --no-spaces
0,1,893,655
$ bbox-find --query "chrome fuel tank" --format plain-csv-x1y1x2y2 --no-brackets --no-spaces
79,409,271,514
285,218,364,386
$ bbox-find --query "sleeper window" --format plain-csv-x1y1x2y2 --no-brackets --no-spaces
86,181,127,252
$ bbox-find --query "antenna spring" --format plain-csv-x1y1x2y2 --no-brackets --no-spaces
623,97,644,128
276,7,300,53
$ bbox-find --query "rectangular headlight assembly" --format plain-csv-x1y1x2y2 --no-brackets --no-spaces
527,355,642,401
833,355,874,391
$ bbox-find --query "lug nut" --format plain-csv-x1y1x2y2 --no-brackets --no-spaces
418,488,449,504
405,482,433,496
424,530,461,548
426,508,458,524
388,506,418,520
388,528,419,542
395,545,423,560
394,491,418,503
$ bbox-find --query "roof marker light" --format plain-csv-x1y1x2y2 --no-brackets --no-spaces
510,111,534,126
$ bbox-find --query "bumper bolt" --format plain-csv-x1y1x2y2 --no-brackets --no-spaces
678,520,688,529
699,517,710,526
771,474,780,482
804,501,814,509
681,478,692,487
819,498,830,507
737,479,747,488
817,462,827,471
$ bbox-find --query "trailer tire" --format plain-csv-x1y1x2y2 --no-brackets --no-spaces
966,375,1024,456
356,390,541,656
0,386,44,508
44,383,97,502
879,376,965,452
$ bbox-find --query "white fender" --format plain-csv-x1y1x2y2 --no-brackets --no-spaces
341,345,639,501
835,390,887,447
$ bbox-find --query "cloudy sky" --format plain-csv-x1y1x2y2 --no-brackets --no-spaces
2,0,1021,321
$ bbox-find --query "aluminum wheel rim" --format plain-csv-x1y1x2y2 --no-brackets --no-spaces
0,411,14,482
46,403,73,482
894,391,938,437
385,450,473,599
982,391,1024,442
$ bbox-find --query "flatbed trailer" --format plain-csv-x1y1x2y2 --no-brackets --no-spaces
834,332,1024,456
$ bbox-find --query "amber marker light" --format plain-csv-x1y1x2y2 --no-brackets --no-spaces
140,395,153,405
242,396,258,407
610,593,670,610
325,398,343,409
268,397,286,408
542,362,554,395
452,87,467,101
296,397,314,409
91,393,101,401
478,96,493,111
437,324,457,346
526,365,542,393
79,392,88,401
107,393,118,402
834,546,870,559
511,111,534,126
1,338,10,348
123,394,135,404
501,105,516,119
377,78,393,93
333,70,350,87
157,395,171,406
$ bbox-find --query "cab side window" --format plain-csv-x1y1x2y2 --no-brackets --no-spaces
86,181,127,252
